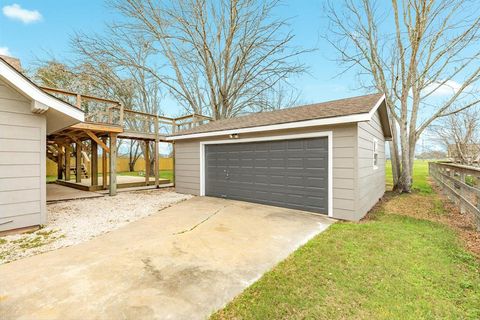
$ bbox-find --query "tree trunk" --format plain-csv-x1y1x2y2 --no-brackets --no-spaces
395,125,415,193
389,116,401,190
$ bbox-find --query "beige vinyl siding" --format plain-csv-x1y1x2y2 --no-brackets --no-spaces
174,140,201,195
174,124,358,220
0,79,46,231
355,110,386,219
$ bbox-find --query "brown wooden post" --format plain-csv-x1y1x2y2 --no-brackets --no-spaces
65,143,71,181
172,142,176,187
75,142,82,183
109,133,117,196
459,170,466,214
119,103,124,126
154,116,160,187
91,140,98,186
57,145,64,180
102,137,107,189
145,140,150,185
76,94,82,109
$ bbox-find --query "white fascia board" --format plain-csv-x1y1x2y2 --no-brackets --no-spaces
0,61,84,121
368,94,386,117
167,112,371,141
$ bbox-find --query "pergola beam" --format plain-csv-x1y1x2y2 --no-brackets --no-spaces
85,130,110,152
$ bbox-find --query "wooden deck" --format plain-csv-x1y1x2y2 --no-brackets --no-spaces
47,184,103,202
41,86,211,196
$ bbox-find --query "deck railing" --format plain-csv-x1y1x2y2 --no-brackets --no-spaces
41,86,212,136
429,162,480,230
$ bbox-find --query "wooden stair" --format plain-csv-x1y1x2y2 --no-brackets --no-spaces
47,144,89,179
70,164,89,179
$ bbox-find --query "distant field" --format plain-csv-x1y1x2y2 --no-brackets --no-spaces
385,160,432,193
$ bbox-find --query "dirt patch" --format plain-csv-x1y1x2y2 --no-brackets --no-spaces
365,181,480,258
0,188,192,264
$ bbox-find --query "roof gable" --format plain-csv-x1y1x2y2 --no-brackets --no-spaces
0,57,84,122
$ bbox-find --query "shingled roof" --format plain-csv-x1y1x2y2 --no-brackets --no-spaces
169,93,387,139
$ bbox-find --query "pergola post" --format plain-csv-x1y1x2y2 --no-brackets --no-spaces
172,142,175,187
102,137,107,189
154,116,159,188
154,140,159,187
57,145,64,180
64,143,71,181
75,142,82,183
109,133,117,196
91,140,98,186
145,140,150,186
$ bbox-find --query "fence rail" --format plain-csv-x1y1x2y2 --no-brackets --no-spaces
41,86,212,136
429,162,480,230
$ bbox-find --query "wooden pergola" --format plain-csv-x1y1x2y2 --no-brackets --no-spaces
43,86,211,196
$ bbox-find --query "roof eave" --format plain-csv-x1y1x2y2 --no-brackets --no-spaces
166,112,373,141
167,94,388,141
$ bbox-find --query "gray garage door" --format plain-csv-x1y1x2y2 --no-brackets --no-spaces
205,137,328,214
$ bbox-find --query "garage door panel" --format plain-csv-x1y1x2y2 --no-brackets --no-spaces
205,137,328,214
306,138,328,148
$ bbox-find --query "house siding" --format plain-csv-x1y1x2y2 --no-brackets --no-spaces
355,110,386,219
174,124,358,220
0,79,46,232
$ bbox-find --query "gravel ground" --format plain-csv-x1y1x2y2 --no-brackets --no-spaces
0,189,192,264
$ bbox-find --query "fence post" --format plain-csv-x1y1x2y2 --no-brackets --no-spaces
459,170,466,214
119,103,124,127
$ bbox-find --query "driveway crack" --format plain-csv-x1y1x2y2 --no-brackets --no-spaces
173,204,229,235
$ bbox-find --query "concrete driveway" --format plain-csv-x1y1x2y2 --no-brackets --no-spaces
0,197,335,320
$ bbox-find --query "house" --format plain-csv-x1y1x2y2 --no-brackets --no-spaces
166,93,391,221
0,57,84,232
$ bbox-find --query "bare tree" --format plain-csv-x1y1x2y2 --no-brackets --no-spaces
105,0,308,119
326,0,480,192
430,107,480,165
72,26,163,172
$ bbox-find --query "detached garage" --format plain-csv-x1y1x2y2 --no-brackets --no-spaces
167,93,391,221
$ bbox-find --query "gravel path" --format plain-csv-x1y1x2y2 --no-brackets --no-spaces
0,189,192,264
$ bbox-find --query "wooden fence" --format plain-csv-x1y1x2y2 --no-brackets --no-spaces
429,162,480,230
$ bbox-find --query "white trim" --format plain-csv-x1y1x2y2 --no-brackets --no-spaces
167,95,386,141
0,60,84,121
369,94,386,118
199,131,334,217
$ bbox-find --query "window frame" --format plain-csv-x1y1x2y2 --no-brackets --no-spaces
373,138,379,170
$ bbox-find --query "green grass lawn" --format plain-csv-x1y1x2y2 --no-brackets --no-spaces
385,160,432,193
212,161,480,319
48,170,174,182
117,170,174,181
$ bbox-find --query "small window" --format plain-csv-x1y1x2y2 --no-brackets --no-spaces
373,139,379,169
